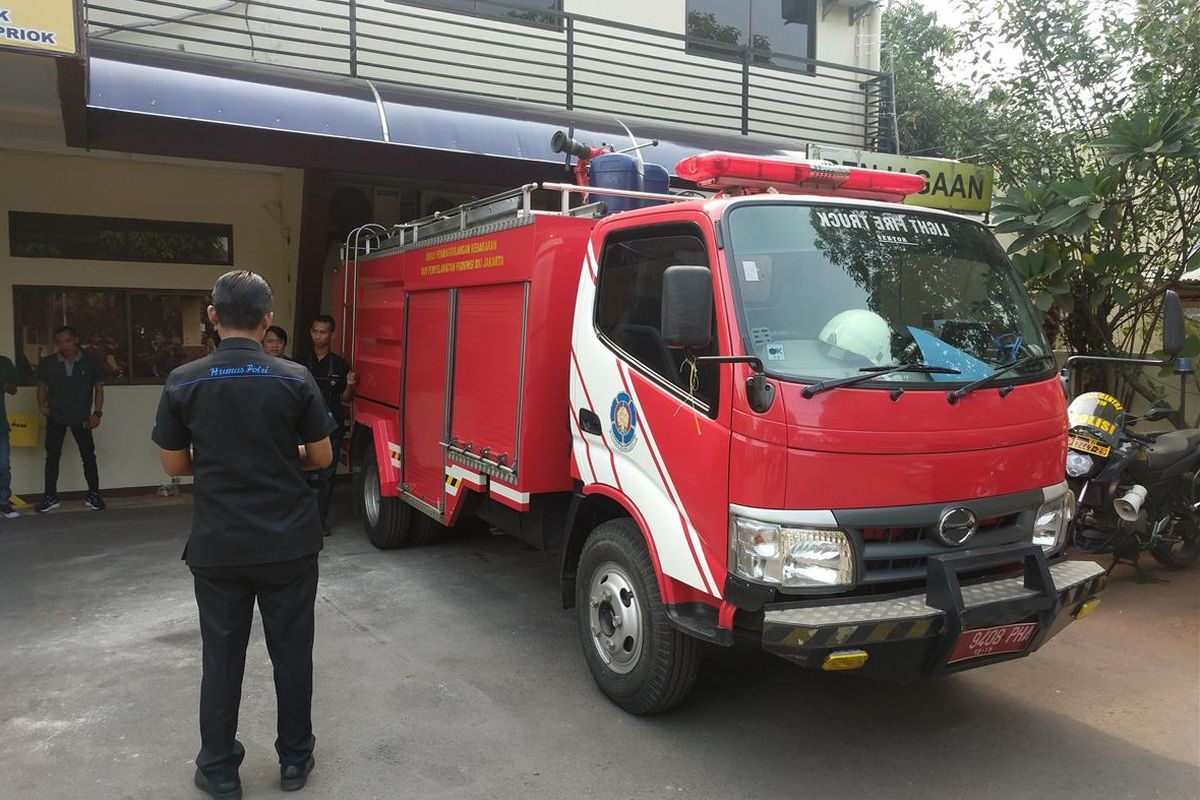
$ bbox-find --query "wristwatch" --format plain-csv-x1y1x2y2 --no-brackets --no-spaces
92,410,103,417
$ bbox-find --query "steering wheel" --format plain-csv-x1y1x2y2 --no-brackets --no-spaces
994,332,1025,363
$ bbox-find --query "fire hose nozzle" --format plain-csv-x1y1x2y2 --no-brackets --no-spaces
551,130,595,160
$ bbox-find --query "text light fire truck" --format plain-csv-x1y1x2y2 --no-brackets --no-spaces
334,135,1105,714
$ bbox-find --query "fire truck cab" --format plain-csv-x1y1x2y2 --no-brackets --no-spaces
339,147,1106,714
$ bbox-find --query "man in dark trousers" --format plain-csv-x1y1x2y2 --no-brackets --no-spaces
299,314,356,535
153,271,336,800
36,325,106,513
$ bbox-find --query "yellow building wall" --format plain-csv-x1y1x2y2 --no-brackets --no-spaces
0,149,304,497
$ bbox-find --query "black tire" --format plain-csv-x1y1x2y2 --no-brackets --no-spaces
408,513,447,546
350,430,368,521
1151,518,1200,570
358,446,412,550
575,518,701,715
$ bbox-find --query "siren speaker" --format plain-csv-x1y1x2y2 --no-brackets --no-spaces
1114,484,1148,522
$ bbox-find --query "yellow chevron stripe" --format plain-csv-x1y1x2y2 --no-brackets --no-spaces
866,622,898,643
907,619,933,639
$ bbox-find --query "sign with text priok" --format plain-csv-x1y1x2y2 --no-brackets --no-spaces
0,0,79,57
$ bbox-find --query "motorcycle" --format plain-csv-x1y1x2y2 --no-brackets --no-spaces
1063,290,1200,580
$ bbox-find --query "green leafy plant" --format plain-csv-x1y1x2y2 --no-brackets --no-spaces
886,0,1200,412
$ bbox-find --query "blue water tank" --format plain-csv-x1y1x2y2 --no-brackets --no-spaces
589,155,673,213
642,163,670,207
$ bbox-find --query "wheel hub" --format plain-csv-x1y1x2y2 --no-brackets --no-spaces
587,562,644,674
364,463,381,526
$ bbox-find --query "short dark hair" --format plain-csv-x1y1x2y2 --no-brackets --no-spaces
266,325,288,345
53,325,79,338
312,314,336,331
212,270,273,330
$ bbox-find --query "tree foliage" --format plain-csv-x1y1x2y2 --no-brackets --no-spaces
881,2,990,158
885,0,1200,407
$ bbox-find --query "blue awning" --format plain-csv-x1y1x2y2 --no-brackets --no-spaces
89,45,385,143
86,41,808,177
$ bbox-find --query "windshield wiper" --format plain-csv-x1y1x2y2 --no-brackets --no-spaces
946,354,1058,404
801,363,962,398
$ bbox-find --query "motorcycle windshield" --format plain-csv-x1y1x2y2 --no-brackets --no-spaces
724,202,1053,387
1066,391,1123,447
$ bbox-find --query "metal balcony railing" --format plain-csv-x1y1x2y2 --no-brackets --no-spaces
85,0,898,151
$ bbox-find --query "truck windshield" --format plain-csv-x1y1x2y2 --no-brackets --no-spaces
725,202,1052,386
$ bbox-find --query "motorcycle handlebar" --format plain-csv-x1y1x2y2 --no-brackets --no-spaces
1124,430,1159,445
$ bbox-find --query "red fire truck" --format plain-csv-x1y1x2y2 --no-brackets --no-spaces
336,141,1106,714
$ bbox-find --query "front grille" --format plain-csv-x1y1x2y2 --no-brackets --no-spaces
857,513,1025,585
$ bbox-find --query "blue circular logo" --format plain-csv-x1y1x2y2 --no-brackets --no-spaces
609,392,638,452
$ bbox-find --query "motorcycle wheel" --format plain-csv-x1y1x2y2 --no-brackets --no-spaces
1151,518,1200,570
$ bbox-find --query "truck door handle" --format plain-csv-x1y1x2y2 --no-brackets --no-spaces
579,409,602,435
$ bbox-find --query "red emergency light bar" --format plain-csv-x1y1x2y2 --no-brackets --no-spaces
674,151,927,200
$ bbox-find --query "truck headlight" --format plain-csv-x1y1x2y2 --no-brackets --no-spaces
731,517,855,589
1032,492,1073,553
1065,451,1094,477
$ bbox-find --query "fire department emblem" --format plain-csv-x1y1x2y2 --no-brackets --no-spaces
609,392,638,452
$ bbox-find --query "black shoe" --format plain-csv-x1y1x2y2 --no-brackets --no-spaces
280,755,315,791
36,496,59,513
193,768,242,800
85,492,106,511
322,524,332,537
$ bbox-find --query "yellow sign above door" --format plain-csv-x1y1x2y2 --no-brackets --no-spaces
0,0,79,57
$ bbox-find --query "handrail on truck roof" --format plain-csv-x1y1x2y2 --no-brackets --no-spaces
343,181,695,259
540,182,688,214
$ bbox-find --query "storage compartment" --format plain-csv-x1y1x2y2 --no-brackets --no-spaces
451,283,524,464
402,290,450,510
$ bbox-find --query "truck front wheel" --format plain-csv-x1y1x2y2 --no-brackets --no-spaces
575,518,701,714
359,446,412,550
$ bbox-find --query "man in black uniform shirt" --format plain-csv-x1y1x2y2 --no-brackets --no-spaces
153,271,336,800
299,314,356,534
36,325,106,513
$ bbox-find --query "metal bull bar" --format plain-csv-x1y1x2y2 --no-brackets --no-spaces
761,545,1106,680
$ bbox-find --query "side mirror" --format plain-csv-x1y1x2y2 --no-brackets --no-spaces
661,265,713,349
1162,289,1185,358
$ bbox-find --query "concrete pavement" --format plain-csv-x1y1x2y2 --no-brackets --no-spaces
1,497,1197,800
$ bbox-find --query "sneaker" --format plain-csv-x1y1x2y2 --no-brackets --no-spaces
280,756,315,792
36,496,59,513
193,767,242,800
0,504,17,519
85,492,106,511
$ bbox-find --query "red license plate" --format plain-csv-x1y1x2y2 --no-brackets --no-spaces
947,622,1039,664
